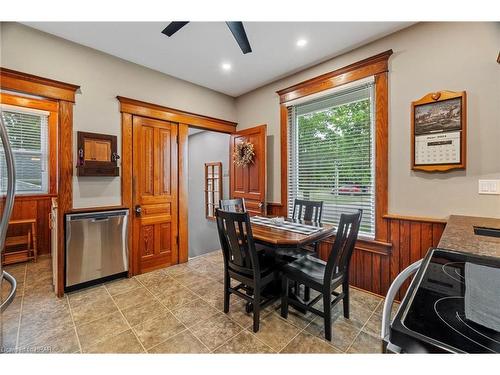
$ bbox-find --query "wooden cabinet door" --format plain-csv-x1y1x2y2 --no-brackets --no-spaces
132,116,178,273
229,125,267,216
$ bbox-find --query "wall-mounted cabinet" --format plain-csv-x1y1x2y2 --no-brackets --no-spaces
76,131,120,176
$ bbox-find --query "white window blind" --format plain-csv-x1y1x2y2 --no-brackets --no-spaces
287,82,376,238
0,107,49,194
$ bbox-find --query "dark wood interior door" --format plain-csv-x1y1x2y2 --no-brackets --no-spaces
132,116,178,273
229,125,267,215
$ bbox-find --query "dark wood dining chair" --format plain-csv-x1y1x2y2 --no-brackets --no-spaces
215,208,276,333
277,199,324,300
219,198,246,212
280,209,362,341
293,199,324,254
291,199,324,223
277,199,324,258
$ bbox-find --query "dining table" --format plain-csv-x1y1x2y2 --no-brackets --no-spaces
250,215,337,252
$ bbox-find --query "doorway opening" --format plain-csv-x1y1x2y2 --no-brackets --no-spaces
187,127,230,258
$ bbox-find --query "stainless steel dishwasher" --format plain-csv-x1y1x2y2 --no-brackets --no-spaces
65,209,129,291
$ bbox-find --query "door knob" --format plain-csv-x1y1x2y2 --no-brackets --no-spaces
135,205,142,217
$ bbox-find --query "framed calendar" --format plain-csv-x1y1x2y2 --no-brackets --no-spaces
411,90,467,172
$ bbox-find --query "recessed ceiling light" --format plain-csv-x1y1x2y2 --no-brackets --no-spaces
221,62,232,71
296,39,308,47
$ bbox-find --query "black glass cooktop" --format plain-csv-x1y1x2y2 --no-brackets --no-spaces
390,248,500,353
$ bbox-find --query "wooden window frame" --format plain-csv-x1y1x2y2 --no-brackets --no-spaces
0,67,80,297
276,50,392,244
204,162,222,220
117,96,237,272
0,92,59,197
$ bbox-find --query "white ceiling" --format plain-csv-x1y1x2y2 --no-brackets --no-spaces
23,22,412,97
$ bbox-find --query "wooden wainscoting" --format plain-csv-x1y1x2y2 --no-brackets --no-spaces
266,205,446,299
383,215,446,300
0,195,55,256
321,215,446,300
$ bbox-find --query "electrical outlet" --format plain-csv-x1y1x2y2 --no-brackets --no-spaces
478,180,500,195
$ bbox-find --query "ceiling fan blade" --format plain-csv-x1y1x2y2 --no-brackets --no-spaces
161,22,190,37
225,22,252,54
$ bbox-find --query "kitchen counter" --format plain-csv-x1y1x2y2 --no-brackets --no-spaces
438,215,500,258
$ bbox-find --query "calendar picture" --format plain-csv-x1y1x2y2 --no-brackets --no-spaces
411,91,467,172
414,98,462,135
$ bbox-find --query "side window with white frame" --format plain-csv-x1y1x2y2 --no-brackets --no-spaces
287,80,376,238
0,105,49,195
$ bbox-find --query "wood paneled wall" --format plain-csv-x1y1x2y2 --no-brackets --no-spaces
0,196,53,256
384,217,445,299
267,204,446,299
322,217,445,299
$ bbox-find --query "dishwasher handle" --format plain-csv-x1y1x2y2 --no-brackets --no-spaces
91,217,110,223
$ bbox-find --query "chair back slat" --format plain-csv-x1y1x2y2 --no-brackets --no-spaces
325,210,362,282
224,218,246,266
215,209,260,278
219,198,246,213
292,199,323,222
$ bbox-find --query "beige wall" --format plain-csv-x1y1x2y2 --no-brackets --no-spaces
236,22,500,219
0,22,236,208
1,22,499,218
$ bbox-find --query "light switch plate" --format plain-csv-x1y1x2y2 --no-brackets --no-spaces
478,180,500,195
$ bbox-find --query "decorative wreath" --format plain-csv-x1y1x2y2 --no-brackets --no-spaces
233,141,255,167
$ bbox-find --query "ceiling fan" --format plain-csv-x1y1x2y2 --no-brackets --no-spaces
161,22,252,54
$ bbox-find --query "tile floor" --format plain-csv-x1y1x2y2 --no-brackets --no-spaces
1,250,398,354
